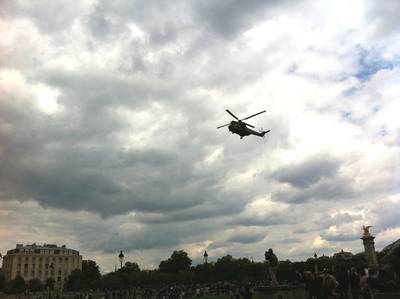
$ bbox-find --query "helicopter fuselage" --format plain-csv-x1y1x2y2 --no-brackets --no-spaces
228,121,264,138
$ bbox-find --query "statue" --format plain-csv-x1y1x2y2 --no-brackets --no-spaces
265,248,279,287
363,225,372,237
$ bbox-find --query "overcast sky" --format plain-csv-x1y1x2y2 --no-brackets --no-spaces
1,0,400,272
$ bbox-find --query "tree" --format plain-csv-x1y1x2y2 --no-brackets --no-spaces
82,260,101,281
65,269,84,291
0,274,6,292
45,278,55,291
159,250,192,273
28,278,42,292
12,275,26,293
124,261,140,272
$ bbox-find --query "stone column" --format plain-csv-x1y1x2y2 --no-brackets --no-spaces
361,226,378,269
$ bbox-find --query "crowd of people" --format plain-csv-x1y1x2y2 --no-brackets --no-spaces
303,268,375,299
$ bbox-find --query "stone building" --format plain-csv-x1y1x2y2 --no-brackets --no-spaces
1,243,82,289
333,249,353,260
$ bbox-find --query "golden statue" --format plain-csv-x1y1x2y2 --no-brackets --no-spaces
362,225,372,236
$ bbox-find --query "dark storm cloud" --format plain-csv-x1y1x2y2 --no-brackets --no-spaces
272,156,341,188
366,0,400,37
100,220,222,252
192,0,285,39
85,0,191,47
208,240,229,250
370,200,400,232
315,212,362,229
0,78,230,217
278,237,301,244
102,227,182,252
135,197,245,224
321,233,360,242
227,213,295,227
41,68,184,110
86,0,289,45
0,0,85,33
272,177,355,204
227,232,266,244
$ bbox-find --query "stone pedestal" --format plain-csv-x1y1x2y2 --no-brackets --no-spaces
254,285,307,299
267,264,279,287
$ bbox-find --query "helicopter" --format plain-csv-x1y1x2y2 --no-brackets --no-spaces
217,109,270,139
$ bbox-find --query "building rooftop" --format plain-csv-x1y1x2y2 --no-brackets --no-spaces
6,243,80,255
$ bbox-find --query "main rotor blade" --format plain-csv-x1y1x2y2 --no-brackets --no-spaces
243,122,255,128
241,110,266,120
226,109,239,120
217,123,230,129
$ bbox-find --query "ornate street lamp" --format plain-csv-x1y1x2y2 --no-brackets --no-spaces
203,251,208,264
118,251,124,269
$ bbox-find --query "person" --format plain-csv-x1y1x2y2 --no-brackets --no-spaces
360,271,373,299
349,267,360,299
321,269,339,299
302,271,316,299
241,285,252,299
336,267,349,299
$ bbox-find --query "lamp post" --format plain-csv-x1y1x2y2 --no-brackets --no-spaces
118,251,124,269
203,251,208,264
313,253,319,275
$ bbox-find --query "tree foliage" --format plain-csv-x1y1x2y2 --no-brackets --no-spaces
159,250,192,273
12,275,26,293
65,269,85,291
0,274,5,292
45,277,55,291
28,278,42,292
82,260,101,281
65,260,102,291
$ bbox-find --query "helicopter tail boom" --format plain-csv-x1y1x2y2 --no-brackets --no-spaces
259,130,271,137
